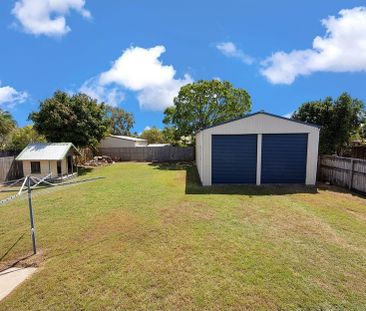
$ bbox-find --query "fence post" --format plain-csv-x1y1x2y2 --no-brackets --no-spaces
348,159,354,190
27,177,37,254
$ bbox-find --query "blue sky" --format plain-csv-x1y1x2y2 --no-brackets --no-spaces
1,0,366,133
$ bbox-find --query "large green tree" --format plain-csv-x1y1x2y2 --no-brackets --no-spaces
106,105,134,136
0,109,16,148
140,127,166,144
162,127,179,145
292,93,365,154
29,91,110,148
361,124,366,142
9,125,46,150
163,80,251,143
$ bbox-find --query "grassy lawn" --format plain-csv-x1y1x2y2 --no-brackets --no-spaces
0,162,366,310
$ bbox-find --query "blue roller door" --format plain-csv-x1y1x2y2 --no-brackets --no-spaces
261,134,308,184
212,135,257,184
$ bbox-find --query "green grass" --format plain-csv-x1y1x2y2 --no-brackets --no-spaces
0,162,366,310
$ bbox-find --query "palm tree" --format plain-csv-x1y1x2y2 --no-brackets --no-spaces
0,109,16,148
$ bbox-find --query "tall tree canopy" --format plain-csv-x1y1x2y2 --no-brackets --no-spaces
163,80,251,143
292,93,365,154
106,105,134,136
361,124,366,142
29,91,110,148
162,127,179,145
9,125,46,150
0,109,17,148
140,127,166,144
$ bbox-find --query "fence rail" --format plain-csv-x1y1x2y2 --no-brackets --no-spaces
318,155,366,193
0,156,24,182
98,146,194,162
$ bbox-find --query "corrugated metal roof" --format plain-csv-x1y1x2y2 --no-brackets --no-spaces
197,111,321,134
16,143,80,161
109,135,147,142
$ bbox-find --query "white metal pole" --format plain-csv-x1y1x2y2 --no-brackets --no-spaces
27,177,37,254
256,134,262,186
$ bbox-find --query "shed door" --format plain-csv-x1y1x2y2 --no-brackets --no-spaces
212,135,257,184
261,134,308,184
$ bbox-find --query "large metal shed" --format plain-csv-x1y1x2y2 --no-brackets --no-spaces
195,112,320,186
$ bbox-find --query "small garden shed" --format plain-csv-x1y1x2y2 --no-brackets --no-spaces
16,143,80,178
196,112,320,186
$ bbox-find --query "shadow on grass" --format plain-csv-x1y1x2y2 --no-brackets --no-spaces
0,253,35,273
77,167,94,176
317,182,366,199
149,162,318,196
0,233,25,263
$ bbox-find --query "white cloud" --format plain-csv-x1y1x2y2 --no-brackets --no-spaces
79,78,125,107
216,41,254,65
12,0,91,37
100,46,175,90
136,74,192,110
0,82,28,108
96,45,192,111
261,7,366,84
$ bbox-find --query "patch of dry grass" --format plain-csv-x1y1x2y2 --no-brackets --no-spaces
0,162,365,310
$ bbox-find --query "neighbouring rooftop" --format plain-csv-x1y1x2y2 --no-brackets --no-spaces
109,135,147,142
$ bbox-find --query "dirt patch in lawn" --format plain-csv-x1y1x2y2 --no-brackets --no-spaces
0,250,45,273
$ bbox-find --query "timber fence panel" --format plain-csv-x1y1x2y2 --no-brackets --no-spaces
98,146,195,162
353,159,366,193
0,156,24,182
318,155,366,193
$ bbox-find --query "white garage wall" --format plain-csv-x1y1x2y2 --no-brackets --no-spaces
196,131,203,181
196,113,320,186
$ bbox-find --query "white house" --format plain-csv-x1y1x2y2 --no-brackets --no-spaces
98,135,148,148
196,112,320,186
16,143,80,178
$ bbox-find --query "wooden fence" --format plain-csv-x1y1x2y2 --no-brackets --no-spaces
98,146,194,162
351,145,366,159
0,156,23,182
318,155,366,193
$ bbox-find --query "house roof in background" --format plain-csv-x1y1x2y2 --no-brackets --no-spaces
16,143,81,161
146,144,171,147
109,135,147,142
